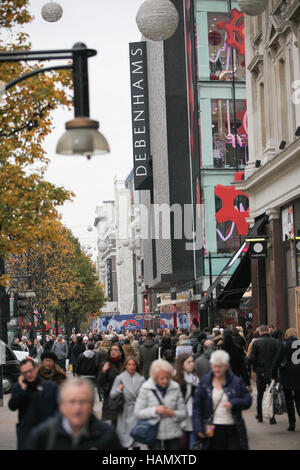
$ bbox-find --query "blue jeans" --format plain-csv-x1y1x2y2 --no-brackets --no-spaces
149,438,179,450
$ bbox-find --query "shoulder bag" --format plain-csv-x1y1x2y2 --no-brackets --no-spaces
130,389,163,446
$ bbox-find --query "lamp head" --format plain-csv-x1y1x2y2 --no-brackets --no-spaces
56,117,110,159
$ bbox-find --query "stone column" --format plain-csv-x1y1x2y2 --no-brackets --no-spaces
266,207,286,331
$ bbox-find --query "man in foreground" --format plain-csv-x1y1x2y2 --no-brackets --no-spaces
25,377,122,450
8,358,58,450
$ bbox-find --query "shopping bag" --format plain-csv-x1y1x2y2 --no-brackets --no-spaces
273,382,287,415
262,383,274,419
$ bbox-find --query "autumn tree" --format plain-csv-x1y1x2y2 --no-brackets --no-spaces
0,0,74,271
6,223,106,337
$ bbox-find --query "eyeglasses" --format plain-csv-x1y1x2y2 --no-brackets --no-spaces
64,400,92,406
21,368,35,375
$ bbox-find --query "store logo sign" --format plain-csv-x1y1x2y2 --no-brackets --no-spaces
129,42,153,191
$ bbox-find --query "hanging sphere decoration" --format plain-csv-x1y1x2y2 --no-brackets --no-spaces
136,0,179,42
41,1,63,23
238,0,268,16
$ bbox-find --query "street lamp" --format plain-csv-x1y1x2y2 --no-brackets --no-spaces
0,43,110,159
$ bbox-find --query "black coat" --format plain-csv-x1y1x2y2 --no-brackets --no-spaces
44,340,55,352
96,359,124,421
24,412,122,450
76,351,104,377
249,334,278,379
271,336,300,389
220,344,250,386
139,338,159,379
8,376,58,450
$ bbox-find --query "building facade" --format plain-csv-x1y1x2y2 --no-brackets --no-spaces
238,0,300,333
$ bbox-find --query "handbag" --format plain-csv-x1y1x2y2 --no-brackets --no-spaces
262,383,274,419
130,390,163,446
273,381,287,415
109,391,124,413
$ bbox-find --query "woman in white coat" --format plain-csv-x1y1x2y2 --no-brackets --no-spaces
134,359,187,450
110,357,145,449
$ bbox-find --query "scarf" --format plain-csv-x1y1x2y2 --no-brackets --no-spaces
184,372,199,417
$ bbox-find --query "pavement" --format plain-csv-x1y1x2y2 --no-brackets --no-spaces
0,382,299,451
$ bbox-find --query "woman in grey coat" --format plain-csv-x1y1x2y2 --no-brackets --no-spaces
110,357,145,449
134,359,187,450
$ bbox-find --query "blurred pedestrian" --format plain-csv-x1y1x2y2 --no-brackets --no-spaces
96,343,125,427
8,358,58,450
24,377,122,450
110,357,145,449
52,334,69,371
173,354,200,449
271,328,300,431
38,351,67,385
139,332,159,379
193,350,252,450
134,359,186,450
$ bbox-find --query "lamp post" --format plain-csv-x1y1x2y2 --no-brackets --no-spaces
0,42,109,403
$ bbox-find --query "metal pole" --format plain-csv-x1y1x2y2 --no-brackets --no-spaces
72,43,90,118
208,252,214,330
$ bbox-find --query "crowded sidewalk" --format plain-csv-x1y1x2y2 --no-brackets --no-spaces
1,382,299,451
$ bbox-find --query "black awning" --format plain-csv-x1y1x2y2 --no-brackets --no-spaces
199,215,268,309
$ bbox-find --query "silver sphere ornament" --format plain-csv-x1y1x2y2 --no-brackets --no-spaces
41,2,63,23
238,0,268,16
136,0,179,41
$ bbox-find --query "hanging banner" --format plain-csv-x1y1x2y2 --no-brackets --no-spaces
97,314,144,333
177,313,191,329
160,312,174,329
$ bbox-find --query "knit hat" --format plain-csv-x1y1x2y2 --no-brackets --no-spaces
41,351,58,363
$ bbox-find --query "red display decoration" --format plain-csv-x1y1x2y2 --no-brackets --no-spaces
215,185,249,235
217,8,245,56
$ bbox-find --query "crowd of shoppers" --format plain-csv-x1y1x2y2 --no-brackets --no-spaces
8,321,300,450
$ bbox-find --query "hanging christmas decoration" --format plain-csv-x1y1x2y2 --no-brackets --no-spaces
136,0,179,41
238,0,268,16
41,1,63,23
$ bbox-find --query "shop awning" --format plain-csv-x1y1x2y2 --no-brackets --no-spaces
199,215,268,309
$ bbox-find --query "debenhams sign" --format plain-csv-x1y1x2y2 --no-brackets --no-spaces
129,42,153,191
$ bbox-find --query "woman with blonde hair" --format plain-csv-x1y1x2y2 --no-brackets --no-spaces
134,359,186,450
271,328,300,431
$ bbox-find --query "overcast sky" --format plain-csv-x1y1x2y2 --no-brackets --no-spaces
24,0,144,253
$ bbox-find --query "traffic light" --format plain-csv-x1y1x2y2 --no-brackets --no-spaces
13,293,28,317
0,293,10,322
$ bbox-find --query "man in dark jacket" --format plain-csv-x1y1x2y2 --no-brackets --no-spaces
25,377,121,450
249,324,279,423
76,342,104,382
72,334,86,373
8,358,58,450
194,340,215,378
138,333,159,379
44,335,55,352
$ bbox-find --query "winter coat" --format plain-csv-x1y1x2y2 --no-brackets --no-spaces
96,358,124,421
37,363,67,385
28,345,37,358
44,340,54,352
24,412,122,450
194,347,214,379
177,373,200,432
249,334,279,379
76,350,104,379
220,343,250,386
52,341,69,361
35,345,44,363
134,378,186,441
138,339,159,379
110,370,145,448
8,376,58,450
122,343,138,361
10,343,22,351
271,336,300,389
192,369,252,450
175,339,193,357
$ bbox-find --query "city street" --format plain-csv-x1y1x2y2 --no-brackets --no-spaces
0,384,299,451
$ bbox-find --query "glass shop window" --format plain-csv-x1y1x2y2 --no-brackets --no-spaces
211,99,248,169
208,10,246,82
